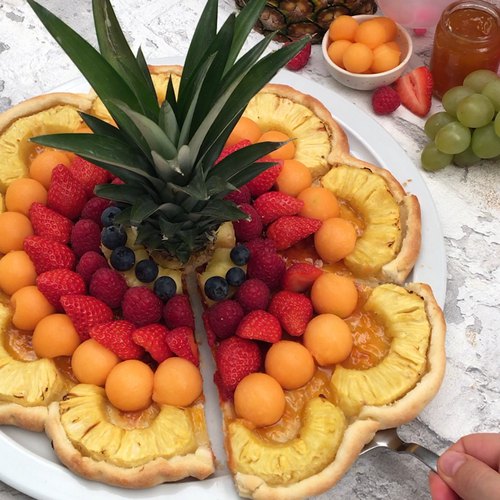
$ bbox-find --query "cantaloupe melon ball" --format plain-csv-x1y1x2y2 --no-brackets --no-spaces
152,357,202,407
11,285,55,331
297,186,340,221
310,272,358,318
0,212,33,254
5,178,47,216
226,116,262,147
71,339,120,386
0,250,37,295
314,217,357,263
275,159,312,197
32,313,81,359
29,149,71,189
329,15,359,42
257,130,296,160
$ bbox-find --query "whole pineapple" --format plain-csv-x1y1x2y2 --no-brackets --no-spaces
235,0,378,43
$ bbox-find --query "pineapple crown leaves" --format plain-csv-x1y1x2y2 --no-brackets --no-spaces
27,0,309,262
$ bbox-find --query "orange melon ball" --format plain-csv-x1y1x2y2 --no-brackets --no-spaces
303,314,353,366
5,178,47,216
32,313,81,359
310,273,358,318
234,372,286,427
372,17,398,42
371,43,401,73
265,341,315,390
297,186,340,221
11,286,55,331
342,43,373,73
226,116,262,147
354,19,387,49
0,212,33,254
29,149,71,189
152,357,203,407
0,250,36,295
314,217,357,263
327,40,353,68
105,360,154,412
275,159,312,197
385,40,402,54
257,131,295,160
328,15,359,42
71,339,120,386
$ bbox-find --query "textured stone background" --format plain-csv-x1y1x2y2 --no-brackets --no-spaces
0,1,499,499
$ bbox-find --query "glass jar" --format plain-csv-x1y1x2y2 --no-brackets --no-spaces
430,0,500,98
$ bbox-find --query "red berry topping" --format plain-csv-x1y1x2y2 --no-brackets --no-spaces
224,184,251,205
215,139,252,164
132,324,172,363
36,269,86,310
68,156,111,197
163,294,195,329
60,294,113,341
202,311,217,348
282,262,323,292
121,286,162,326
80,197,113,225
29,202,73,244
268,290,313,336
76,251,108,284
245,162,282,198
235,278,270,312
266,215,322,250
207,299,244,340
89,267,128,309
395,66,433,117
246,247,285,290
233,203,263,242
253,191,303,225
166,326,199,366
70,219,101,257
47,164,88,219
244,237,277,255
90,320,144,360
236,310,282,343
371,86,401,115
23,235,76,274
285,40,312,71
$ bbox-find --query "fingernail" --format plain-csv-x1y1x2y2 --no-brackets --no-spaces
439,450,466,477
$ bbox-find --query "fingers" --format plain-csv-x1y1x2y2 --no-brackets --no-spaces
428,472,459,500
446,433,500,471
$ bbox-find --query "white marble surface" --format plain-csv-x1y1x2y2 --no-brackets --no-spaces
0,1,499,499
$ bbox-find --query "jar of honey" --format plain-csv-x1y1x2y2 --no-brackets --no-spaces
430,0,500,98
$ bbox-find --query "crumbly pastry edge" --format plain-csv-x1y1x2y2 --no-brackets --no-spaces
0,403,48,432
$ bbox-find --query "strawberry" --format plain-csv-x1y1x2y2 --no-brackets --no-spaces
268,290,313,337
236,310,282,343
253,191,303,225
163,294,195,329
80,196,113,225
395,66,433,117
207,299,244,340
282,262,323,292
68,156,111,197
23,235,76,274
122,286,163,326
60,294,113,341
76,251,109,284
224,184,251,205
285,40,312,71
47,164,88,219
235,278,270,312
246,246,285,290
202,311,217,348
215,139,252,164
372,86,401,115
70,219,101,257
215,336,262,397
266,215,322,250
29,202,73,244
89,267,128,309
244,237,277,255
245,162,282,198
36,269,86,310
132,324,172,363
166,326,199,366
90,320,144,360
232,203,263,242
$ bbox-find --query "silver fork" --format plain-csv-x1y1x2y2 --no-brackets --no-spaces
360,428,440,473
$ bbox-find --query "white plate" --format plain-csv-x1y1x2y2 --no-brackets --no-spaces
0,58,447,500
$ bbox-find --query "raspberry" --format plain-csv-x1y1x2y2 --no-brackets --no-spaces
207,300,244,340
80,197,113,225
246,247,286,290
233,203,263,242
163,294,195,329
121,286,162,326
235,278,270,312
76,251,109,283
89,267,128,309
285,40,312,71
70,219,102,257
202,311,217,348
372,86,401,115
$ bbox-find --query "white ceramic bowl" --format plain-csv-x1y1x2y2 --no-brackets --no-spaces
321,15,413,91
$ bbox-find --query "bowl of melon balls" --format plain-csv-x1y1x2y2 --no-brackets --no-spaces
322,15,413,91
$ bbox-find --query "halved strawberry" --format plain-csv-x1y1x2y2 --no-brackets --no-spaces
24,235,76,274
166,326,199,366
394,66,433,117
282,262,323,292
266,215,322,250
132,324,172,363
90,320,144,360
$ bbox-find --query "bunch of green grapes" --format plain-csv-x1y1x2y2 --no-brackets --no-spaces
421,69,500,171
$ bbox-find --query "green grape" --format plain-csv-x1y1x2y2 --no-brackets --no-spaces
482,79,500,112
442,86,474,116
453,146,480,167
421,142,453,171
463,69,498,92
424,112,455,140
495,112,500,138
456,93,495,128
471,123,500,159
435,121,471,154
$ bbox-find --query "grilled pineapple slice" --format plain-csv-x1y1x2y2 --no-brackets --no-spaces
228,397,346,486
45,384,214,487
0,93,93,192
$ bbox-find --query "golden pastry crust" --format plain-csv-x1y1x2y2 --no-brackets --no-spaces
0,403,48,432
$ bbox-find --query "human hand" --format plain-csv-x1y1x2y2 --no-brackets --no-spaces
429,433,500,500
